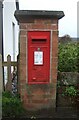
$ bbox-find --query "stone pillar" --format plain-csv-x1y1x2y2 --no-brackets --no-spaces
15,10,64,112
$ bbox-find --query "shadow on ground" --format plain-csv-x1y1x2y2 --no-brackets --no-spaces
2,107,78,120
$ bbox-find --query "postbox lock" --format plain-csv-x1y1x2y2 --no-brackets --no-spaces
32,77,36,81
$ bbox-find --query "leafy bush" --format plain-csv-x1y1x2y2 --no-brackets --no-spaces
58,42,79,72
2,91,26,117
61,86,79,105
62,86,78,97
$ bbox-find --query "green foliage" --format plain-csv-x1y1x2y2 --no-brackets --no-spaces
2,91,26,117
62,86,78,97
58,42,79,72
77,43,79,72
2,91,13,98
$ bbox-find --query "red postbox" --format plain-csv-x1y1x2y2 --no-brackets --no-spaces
28,31,50,84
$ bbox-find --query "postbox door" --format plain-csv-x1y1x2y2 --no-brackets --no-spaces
28,31,50,84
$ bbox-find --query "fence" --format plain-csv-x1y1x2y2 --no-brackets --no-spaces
0,54,18,91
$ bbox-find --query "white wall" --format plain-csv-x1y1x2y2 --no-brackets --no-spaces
3,0,19,61
77,1,79,38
